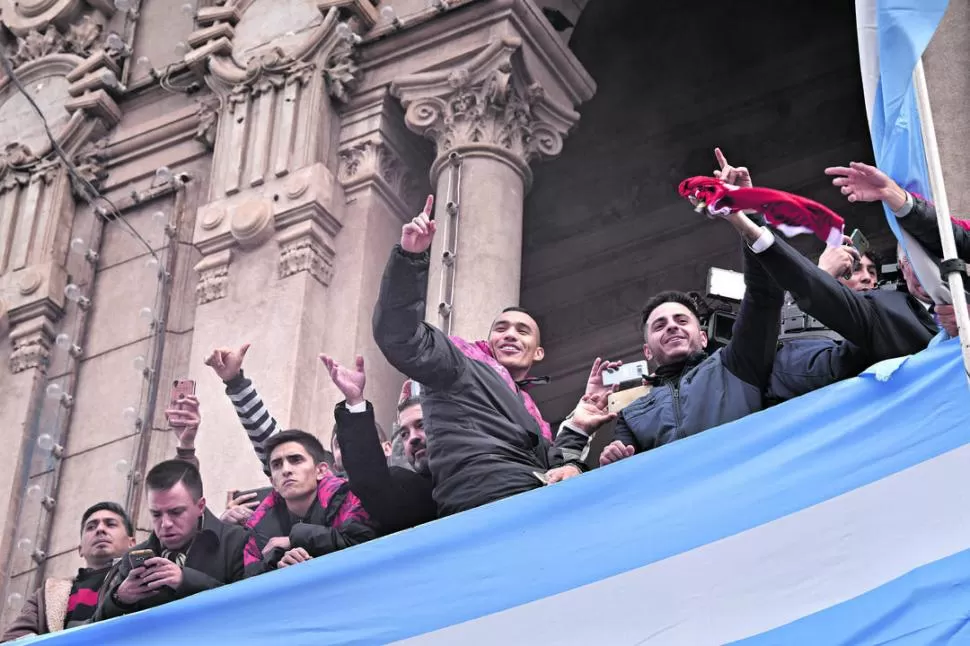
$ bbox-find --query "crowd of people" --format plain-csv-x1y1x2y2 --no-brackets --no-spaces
3,150,966,641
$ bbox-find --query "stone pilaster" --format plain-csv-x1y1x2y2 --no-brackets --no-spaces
178,1,370,494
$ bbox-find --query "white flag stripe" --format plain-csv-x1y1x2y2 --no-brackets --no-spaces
399,443,970,645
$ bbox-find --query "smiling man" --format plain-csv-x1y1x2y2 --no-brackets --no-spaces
242,430,376,577
374,197,618,515
2,503,134,640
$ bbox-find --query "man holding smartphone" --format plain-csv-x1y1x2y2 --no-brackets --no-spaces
95,398,247,621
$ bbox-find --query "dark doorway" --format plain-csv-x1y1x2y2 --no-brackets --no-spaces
522,0,887,424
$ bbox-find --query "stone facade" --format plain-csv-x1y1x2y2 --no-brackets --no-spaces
0,0,966,631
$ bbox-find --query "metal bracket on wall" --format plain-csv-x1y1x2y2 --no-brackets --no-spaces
437,151,462,334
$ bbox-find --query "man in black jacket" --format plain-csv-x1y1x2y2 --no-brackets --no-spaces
826,160,968,337
373,199,617,516
320,354,436,533
95,459,247,621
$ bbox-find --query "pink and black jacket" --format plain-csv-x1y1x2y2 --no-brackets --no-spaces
243,472,375,577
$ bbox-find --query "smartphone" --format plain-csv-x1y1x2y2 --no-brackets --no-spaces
532,471,550,485
226,486,272,507
849,229,870,256
602,361,649,387
128,548,154,569
170,378,196,410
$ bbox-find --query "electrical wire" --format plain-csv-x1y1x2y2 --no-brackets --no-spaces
0,48,159,259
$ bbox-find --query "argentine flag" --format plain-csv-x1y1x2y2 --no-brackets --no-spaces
856,0,951,305
21,4,970,646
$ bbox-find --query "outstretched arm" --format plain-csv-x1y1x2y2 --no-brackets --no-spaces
826,161,970,260
204,344,279,477
372,196,468,390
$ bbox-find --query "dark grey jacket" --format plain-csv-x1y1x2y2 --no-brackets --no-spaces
615,244,784,452
373,246,589,516
94,509,246,621
901,194,970,261
754,235,937,363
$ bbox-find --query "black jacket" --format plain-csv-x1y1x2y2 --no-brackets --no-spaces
901,194,970,261
94,509,246,621
754,235,937,362
373,246,590,516
615,244,784,451
335,402,436,533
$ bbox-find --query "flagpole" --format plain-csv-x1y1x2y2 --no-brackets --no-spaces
912,58,970,382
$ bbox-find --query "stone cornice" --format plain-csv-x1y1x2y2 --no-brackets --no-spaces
352,0,594,109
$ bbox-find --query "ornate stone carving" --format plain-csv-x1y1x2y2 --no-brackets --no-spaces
225,48,315,109
323,39,358,103
279,236,334,286
194,98,220,149
7,25,63,68
391,38,581,186
63,14,103,56
6,15,104,68
405,64,559,164
72,138,109,193
0,144,57,193
338,139,421,207
193,250,233,305
9,318,53,373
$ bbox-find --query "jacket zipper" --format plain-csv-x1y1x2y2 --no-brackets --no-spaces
671,383,682,429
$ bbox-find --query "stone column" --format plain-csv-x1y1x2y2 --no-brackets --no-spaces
391,37,588,338
922,3,970,215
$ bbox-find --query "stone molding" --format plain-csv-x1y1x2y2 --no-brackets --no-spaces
390,37,580,188
193,249,233,306
277,221,335,287
337,138,422,211
8,315,55,374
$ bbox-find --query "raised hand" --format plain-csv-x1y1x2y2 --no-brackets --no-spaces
584,357,622,402
319,354,366,407
220,491,259,526
824,162,907,209
165,394,200,449
204,343,250,382
714,147,753,188
599,440,635,467
817,235,861,279
569,393,617,434
401,195,437,254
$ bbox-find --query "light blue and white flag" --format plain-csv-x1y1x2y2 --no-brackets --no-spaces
855,0,951,308
26,342,970,645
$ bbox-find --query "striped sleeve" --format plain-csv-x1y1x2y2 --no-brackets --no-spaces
224,371,279,476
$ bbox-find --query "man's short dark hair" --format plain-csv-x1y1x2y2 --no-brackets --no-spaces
862,250,882,280
80,501,133,537
145,460,204,501
640,290,702,333
397,396,421,413
496,306,544,343
265,429,327,468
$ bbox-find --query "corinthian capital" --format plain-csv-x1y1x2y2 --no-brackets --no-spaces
390,38,580,188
